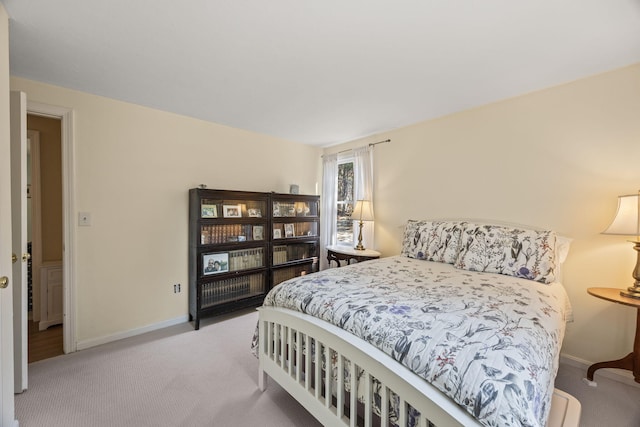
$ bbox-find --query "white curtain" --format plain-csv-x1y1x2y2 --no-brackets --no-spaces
320,153,338,270
353,146,374,250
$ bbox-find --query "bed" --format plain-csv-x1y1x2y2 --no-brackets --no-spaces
253,220,581,427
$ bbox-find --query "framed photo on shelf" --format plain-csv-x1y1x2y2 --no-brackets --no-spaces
248,208,262,218
201,204,217,218
223,204,242,218
273,229,282,239
203,252,229,275
273,202,281,217
253,225,264,240
284,223,295,238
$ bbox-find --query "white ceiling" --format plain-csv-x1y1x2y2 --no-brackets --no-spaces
2,1,640,147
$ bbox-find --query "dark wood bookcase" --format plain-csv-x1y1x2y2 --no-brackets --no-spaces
188,188,320,329
270,192,320,286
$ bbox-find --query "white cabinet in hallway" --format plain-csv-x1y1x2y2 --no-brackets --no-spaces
39,261,62,331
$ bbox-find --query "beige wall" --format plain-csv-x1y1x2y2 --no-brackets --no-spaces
324,64,640,367
27,115,63,262
10,77,322,345
9,60,640,367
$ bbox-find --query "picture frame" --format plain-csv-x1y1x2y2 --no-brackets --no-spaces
284,223,295,238
253,225,264,240
273,229,282,239
273,202,281,217
201,204,217,218
223,204,242,218
203,252,229,275
248,208,262,218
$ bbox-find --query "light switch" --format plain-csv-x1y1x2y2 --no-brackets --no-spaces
78,212,91,226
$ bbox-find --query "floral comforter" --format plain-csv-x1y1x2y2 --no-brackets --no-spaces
257,256,572,427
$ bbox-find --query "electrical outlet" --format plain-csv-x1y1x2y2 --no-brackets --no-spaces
173,284,181,293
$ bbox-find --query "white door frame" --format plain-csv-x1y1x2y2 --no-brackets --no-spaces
27,101,76,354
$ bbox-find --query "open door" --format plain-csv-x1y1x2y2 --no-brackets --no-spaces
0,141,17,423
10,91,28,393
0,8,16,424
0,139,16,423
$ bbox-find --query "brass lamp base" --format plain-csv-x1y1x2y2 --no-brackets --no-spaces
354,220,365,251
622,241,640,299
621,286,640,299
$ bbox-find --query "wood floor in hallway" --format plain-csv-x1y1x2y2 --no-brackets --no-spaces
28,319,63,363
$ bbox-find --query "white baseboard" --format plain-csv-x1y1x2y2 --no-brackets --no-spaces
38,319,61,331
76,315,189,351
560,353,640,388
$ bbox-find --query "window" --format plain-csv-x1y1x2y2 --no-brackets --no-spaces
321,146,373,261
336,157,354,245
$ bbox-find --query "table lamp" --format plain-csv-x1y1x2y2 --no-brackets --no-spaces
351,200,374,250
603,191,640,299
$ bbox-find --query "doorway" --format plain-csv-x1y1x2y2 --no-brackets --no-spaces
26,114,63,363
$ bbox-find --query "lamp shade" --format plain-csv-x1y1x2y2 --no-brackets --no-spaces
603,193,640,238
351,200,374,222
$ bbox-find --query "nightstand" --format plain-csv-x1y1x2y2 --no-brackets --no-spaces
326,245,381,268
586,287,640,383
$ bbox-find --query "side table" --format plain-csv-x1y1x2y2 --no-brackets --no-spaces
326,245,381,268
586,287,640,383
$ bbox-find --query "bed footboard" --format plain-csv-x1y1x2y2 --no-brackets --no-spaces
258,306,481,427
257,307,580,427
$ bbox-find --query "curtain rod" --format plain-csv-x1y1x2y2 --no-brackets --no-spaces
323,139,391,156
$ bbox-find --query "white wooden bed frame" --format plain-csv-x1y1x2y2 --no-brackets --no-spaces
258,306,581,427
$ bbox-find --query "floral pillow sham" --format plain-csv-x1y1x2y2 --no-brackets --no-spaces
400,220,466,264
401,220,560,284
454,223,558,283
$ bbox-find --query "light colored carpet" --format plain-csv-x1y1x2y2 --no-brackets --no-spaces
554,362,640,427
15,309,640,426
16,309,321,427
